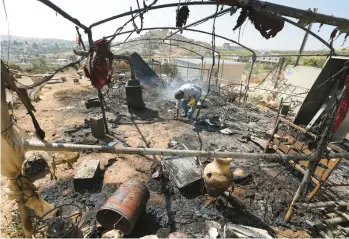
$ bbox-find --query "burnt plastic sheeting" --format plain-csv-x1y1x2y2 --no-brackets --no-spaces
130,52,159,85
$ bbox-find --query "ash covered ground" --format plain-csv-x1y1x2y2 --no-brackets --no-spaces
2,76,348,238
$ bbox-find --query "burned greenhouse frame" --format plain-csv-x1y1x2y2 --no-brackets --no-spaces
2,0,349,237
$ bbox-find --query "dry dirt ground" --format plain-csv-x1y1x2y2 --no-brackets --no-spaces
0,71,315,238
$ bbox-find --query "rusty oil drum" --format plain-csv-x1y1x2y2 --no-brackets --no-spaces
96,180,150,235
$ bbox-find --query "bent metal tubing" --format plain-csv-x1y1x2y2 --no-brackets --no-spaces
24,141,349,161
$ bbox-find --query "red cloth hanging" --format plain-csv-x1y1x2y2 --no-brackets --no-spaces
85,39,113,89
334,75,349,132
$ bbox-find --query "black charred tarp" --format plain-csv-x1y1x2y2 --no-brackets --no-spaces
130,52,159,85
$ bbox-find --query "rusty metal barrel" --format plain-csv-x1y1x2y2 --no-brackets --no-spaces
96,180,150,235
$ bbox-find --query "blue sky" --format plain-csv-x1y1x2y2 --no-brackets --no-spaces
1,0,348,51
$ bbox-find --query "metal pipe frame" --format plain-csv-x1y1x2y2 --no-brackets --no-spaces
105,27,256,56
220,0,349,29
164,7,233,40
24,140,349,160
37,0,337,58
114,41,205,59
220,54,349,57
113,55,136,79
281,17,334,53
89,0,349,32
222,83,306,97
112,37,220,58
37,0,89,32
244,56,256,101
90,1,218,29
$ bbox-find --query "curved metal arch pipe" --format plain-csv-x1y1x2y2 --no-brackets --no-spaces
89,1,218,29
111,37,220,57
105,27,256,56
114,41,205,59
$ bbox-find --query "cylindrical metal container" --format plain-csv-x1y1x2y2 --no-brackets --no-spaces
125,80,145,110
96,180,150,235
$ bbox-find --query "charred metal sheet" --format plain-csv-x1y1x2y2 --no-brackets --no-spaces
130,52,159,85
163,156,202,189
294,57,349,126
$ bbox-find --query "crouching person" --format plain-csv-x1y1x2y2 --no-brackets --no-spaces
174,83,202,119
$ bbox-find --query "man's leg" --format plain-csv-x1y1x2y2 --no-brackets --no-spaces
182,99,188,117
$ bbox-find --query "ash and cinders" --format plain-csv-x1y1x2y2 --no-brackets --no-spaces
25,82,348,238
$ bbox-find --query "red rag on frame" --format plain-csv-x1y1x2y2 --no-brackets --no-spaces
333,75,349,132
85,39,113,89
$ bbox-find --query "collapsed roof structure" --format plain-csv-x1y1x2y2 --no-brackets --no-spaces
1,0,349,238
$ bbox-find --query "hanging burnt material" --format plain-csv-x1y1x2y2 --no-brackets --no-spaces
176,5,190,33
233,6,284,39
232,7,248,31
84,39,113,89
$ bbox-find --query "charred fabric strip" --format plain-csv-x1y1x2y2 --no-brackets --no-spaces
84,39,113,89
176,5,190,31
233,6,284,39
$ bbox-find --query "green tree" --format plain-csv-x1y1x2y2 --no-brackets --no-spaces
32,58,48,72
162,63,178,78
32,42,38,49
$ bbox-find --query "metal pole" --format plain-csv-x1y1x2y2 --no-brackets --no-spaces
187,62,190,78
218,0,349,29
201,57,204,81
105,27,256,55
221,60,224,79
87,31,109,134
37,0,89,31
273,57,285,89
244,55,256,102
239,80,243,102
275,98,283,125
295,8,318,66
23,141,349,160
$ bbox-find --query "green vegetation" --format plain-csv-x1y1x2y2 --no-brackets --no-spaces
302,57,326,68
162,63,178,78
32,58,49,73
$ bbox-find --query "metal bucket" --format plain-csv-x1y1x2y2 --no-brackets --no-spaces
125,80,145,109
96,180,150,235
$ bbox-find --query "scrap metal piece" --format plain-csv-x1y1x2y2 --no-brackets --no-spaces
163,156,202,189
96,180,150,235
33,204,83,238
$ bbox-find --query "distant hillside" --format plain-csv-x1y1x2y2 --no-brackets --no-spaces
1,35,75,44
